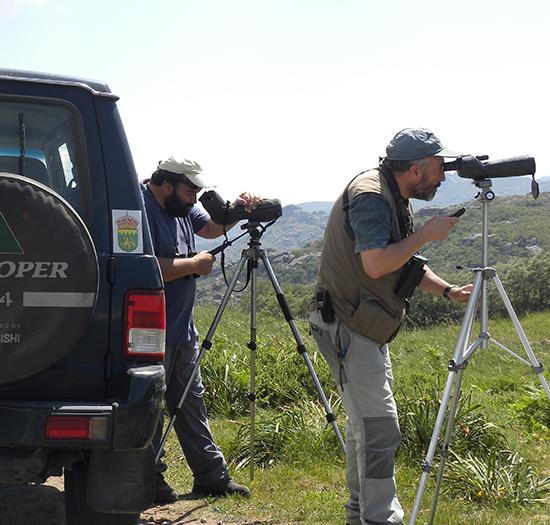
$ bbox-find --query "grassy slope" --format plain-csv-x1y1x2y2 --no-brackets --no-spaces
418,193,550,275
160,306,550,524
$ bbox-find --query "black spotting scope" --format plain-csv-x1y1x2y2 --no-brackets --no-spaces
443,155,536,180
200,190,282,224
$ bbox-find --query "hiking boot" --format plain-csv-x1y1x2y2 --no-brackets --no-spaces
193,477,251,498
154,473,178,505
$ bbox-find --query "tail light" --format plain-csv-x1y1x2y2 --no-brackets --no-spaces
124,290,165,360
45,416,107,440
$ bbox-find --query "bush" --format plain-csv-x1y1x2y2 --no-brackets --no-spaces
225,400,344,469
199,308,336,417
405,255,550,329
511,386,550,433
444,449,550,507
237,279,315,319
396,382,507,463
489,255,550,316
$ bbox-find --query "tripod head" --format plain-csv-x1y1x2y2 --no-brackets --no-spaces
208,217,277,256
452,178,509,270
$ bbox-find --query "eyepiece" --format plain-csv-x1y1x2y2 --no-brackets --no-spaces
443,155,489,172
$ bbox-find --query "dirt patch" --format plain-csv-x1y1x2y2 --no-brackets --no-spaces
0,477,271,525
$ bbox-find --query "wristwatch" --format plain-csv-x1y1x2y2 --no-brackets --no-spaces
443,285,458,300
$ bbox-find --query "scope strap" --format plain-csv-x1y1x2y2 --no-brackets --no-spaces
222,200,231,237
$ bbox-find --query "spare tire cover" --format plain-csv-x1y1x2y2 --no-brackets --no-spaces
0,173,99,384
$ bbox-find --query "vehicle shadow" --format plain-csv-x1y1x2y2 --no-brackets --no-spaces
139,493,275,525
138,495,209,524
0,483,275,525
0,483,66,525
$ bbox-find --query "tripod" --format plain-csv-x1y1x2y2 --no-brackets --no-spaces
409,179,550,525
156,220,345,480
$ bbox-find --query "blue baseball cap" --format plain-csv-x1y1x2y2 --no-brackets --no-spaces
386,128,461,161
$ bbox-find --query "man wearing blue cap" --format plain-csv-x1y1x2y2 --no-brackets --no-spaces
309,128,472,525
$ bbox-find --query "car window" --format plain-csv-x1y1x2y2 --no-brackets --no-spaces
0,99,86,213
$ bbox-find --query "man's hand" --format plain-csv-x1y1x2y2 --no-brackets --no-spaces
191,251,215,276
419,216,459,242
198,193,263,239
233,192,262,213
448,283,473,304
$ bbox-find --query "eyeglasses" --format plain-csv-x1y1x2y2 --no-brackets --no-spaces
183,181,202,192
182,184,201,196
168,175,202,193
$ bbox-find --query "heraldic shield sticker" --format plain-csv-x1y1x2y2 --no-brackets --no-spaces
112,210,144,254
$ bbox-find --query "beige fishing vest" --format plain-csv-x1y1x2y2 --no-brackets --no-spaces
316,169,413,344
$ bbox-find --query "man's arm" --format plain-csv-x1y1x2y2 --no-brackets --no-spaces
196,220,231,239
360,215,460,279
157,253,214,282
418,265,472,303
348,189,471,301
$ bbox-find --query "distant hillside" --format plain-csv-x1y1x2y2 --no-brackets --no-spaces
294,201,333,214
417,192,550,274
293,175,550,213
196,176,550,258
197,192,550,303
195,204,328,256
414,173,550,209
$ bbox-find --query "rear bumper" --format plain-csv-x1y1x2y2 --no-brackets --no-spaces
0,365,165,449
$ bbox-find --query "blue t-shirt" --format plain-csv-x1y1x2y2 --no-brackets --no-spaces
141,183,210,344
348,193,394,253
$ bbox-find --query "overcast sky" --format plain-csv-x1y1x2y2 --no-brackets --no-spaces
2,0,549,204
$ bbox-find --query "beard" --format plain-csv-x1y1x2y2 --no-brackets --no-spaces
164,192,193,217
410,180,440,201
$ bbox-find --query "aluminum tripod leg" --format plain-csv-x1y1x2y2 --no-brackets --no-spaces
248,261,258,480
156,231,346,471
411,266,550,523
492,274,550,401
427,336,487,525
155,254,248,463
410,181,550,522
409,271,483,524
428,365,465,525
259,251,346,453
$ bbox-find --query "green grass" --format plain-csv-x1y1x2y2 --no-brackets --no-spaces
160,306,550,524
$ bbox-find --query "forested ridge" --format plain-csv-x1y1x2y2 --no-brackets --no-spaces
197,192,550,326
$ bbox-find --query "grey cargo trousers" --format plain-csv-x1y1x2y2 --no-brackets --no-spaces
153,338,229,486
310,310,404,525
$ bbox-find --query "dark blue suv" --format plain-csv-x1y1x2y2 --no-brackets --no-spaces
0,69,166,524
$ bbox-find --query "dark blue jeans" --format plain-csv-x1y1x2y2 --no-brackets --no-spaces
153,339,229,486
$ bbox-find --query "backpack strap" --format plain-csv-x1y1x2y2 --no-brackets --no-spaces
343,168,412,242
379,166,413,240
342,171,367,241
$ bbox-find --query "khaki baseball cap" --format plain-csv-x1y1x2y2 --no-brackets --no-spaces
157,156,210,188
